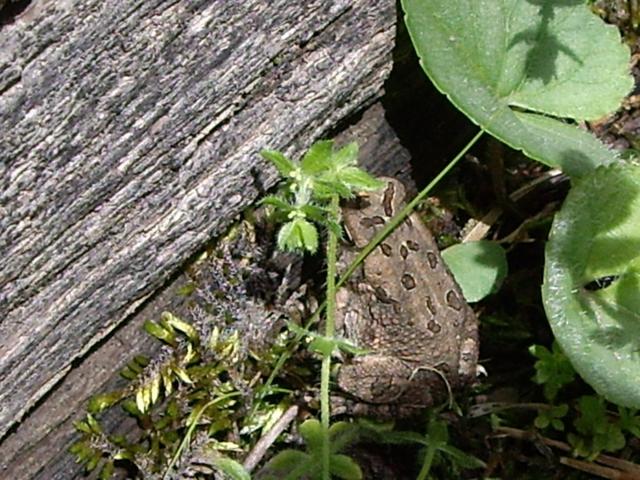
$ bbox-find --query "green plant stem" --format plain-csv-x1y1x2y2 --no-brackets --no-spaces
320,194,340,480
255,129,484,412
416,443,438,480
163,392,242,480
336,129,484,290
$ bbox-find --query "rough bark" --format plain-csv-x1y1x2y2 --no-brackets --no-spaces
0,0,394,448
1,102,412,479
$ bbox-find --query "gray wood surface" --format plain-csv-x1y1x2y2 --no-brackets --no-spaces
1,101,412,479
0,0,395,456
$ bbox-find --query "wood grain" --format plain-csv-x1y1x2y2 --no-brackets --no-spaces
0,0,394,448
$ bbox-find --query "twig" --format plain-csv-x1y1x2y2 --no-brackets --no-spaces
495,426,640,479
243,405,299,472
462,168,564,243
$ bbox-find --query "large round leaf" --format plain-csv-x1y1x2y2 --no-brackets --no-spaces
543,162,640,407
442,240,508,302
402,0,632,177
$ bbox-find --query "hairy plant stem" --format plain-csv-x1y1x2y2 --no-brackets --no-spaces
163,392,242,479
320,194,340,480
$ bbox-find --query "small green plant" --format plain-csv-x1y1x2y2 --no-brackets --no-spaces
260,140,383,480
259,419,362,480
530,341,576,402
260,141,384,254
356,414,485,479
568,395,626,459
530,343,640,459
69,225,302,479
71,312,249,478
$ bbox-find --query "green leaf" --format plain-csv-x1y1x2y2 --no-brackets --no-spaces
86,413,102,434
73,419,93,435
328,421,360,453
162,312,199,343
301,140,334,175
441,240,508,302
212,457,251,480
535,403,569,431
150,374,161,405
288,321,368,356
85,453,100,472
113,449,134,461
512,112,619,176
426,417,449,446
438,444,487,469
571,396,626,456
543,162,640,407
574,396,608,435
299,418,324,452
262,449,312,478
261,195,295,214
261,149,297,177
121,400,141,417
334,166,386,192
88,391,125,414
135,387,148,413
329,454,363,480
366,428,427,446
99,460,115,480
312,177,353,200
402,0,631,177
330,142,359,168
530,342,576,401
308,336,338,357
143,320,177,346
171,365,193,384
299,204,333,224
277,218,319,253
133,355,149,367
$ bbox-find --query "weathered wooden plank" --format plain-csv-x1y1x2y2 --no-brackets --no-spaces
0,0,395,442
0,103,413,479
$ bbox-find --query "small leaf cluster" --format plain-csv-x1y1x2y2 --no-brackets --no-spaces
261,140,384,253
568,396,626,459
358,415,485,478
260,419,362,480
530,342,576,402
530,342,640,458
70,311,257,478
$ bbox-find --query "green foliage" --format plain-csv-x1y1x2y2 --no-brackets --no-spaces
261,141,384,253
534,403,569,432
441,240,508,302
358,416,486,478
568,396,626,459
261,419,362,480
530,342,640,459
263,141,386,480
403,0,639,411
543,162,640,407
70,308,276,479
212,457,251,480
530,341,576,402
401,0,631,177
286,321,368,357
